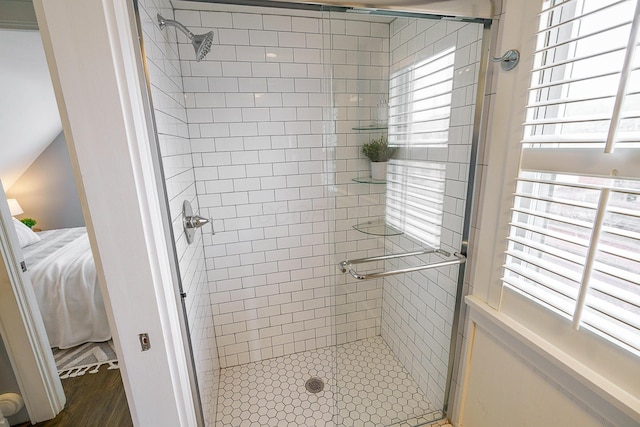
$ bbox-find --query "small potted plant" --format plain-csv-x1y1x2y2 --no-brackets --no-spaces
361,135,397,180
19,218,37,229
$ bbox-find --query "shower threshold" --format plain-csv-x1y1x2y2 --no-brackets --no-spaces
215,336,443,426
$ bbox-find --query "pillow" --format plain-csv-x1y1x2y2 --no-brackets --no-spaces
12,218,41,248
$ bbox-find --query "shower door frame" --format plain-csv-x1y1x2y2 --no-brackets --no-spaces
130,1,206,425
442,21,492,414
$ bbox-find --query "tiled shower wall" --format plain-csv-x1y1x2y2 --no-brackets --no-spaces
137,1,220,422
175,5,391,368
328,12,391,351
380,18,483,409
140,0,483,421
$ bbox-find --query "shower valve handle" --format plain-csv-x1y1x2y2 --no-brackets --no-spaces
185,214,209,229
182,200,215,244
184,215,215,236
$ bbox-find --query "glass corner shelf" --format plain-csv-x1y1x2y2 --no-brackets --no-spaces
352,124,388,131
353,219,403,237
352,177,387,184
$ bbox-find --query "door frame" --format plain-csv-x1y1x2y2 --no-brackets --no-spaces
11,0,201,424
0,187,65,422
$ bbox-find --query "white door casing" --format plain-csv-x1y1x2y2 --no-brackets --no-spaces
31,0,199,425
0,186,65,422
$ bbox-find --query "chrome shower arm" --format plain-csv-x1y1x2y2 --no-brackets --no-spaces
158,14,195,40
157,13,214,62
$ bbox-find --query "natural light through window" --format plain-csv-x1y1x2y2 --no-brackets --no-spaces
385,48,455,248
386,160,445,249
388,47,455,148
504,0,640,355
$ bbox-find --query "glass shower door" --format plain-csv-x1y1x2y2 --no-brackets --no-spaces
328,9,485,426
139,0,487,424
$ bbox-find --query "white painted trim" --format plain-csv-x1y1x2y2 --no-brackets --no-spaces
463,295,640,427
0,190,64,422
450,310,476,427
469,0,540,308
455,1,640,425
521,147,640,180
33,0,198,425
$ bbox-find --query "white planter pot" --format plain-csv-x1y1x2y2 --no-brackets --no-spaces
370,161,387,181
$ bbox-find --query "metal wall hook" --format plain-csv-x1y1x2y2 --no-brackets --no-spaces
490,49,520,71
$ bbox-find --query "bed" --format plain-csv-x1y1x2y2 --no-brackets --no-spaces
21,225,111,349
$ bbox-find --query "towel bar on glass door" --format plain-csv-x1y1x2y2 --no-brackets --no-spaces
339,248,466,280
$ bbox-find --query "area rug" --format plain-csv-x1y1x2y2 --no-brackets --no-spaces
52,340,119,379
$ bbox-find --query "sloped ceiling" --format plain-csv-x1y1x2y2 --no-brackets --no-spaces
0,0,38,30
0,28,61,191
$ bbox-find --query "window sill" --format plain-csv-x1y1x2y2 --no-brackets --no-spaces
465,295,640,426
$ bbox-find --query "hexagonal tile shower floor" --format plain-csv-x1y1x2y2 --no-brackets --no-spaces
215,336,443,426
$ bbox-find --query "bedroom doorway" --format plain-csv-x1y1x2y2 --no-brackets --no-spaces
0,185,133,426
0,24,133,426
2,0,208,424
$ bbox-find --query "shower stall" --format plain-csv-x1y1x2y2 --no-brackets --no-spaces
135,0,488,425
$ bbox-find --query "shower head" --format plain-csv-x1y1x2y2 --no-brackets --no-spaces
191,31,214,62
157,14,214,62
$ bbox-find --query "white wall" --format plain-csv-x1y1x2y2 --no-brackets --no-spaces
0,29,61,190
136,1,220,423
176,5,391,368
462,325,616,427
7,131,85,231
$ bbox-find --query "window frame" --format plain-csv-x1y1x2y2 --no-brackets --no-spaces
467,0,640,421
505,0,640,354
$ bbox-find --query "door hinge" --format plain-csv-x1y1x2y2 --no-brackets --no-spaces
20,261,27,273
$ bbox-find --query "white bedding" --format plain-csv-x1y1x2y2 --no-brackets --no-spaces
23,227,110,349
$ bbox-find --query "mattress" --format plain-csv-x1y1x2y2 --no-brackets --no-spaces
23,227,111,349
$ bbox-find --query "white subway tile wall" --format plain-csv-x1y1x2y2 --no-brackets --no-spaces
328,11,390,355
143,3,482,422
381,18,483,410
177,5,392,369
137,1,220,422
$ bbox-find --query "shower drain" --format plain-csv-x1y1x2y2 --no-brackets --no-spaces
305,377,324,393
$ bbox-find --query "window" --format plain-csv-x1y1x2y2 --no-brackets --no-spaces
388,47,454,148
503,0,640,355
386,160,445,248
385,48,455,247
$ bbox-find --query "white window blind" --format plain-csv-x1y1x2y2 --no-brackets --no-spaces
385,48,454,247
386,160,445,248
388,47,455,148
503,0,640,355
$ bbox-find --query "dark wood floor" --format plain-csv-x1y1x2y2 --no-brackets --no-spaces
19,366,133,427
